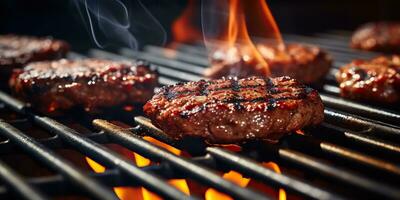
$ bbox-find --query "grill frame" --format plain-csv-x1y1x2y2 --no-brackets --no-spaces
0,31,398,200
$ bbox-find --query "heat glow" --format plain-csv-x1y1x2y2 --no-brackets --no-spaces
205,162,287,200
85,138,189,200
171,0,202,45
203,0,284,76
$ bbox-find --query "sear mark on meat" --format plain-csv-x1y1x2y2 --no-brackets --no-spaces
144,76,324,144
10,59,158,114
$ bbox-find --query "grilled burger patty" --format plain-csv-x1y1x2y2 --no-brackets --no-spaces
205,43,332,84
144,76,324,144
337,55,400,103
10,59,158,114
0,35,69,84
351,22,400,52
0,35,69,68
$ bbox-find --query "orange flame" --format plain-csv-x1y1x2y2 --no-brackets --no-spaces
221,0,271,75
242,0,283,44
205,170,250,200
205,162,286,200
296,130,305,135
86,138,189,200
133,136,190,200
210,0,284,76
263,162,287,200
171,0,202,44
86,153,143,200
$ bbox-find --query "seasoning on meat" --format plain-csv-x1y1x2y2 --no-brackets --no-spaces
10,59,158,114
144,76,324,144
336,55,400,103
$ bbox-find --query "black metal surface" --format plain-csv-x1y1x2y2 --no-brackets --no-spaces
133,114,400,199
205,147,341,200
0,120,118,200
33,117,194,200
0,91,195,200
132,116,342,200
94,119,271,200
0,159,49,200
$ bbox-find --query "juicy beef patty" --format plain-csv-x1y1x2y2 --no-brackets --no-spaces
10,59,158,114
205,43,332,84
144,76,324,144
0,35,69,84
337,55,400,103
351,22,400,53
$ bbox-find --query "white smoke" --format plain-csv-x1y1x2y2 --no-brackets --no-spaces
73,0,166,50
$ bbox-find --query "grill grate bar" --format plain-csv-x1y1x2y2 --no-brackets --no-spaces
134,115,400,199
129,117,343,199
206,147,343,200
33,117,195,200
134,48,207,73
279,150,400,198
0,132,107,155
0,159,49,200
0,91,194,200
144,45,210,66
88,49,203,82
320,95,400,125
132,117,341,199
93,119,271,200
286,134,400,176
249,143,400,199
324,109,400,142
0,163,209,197
282,34,378,58
0,121,119,200
317,123,400,155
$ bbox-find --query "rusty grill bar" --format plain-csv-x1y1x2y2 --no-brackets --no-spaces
0,31,398,200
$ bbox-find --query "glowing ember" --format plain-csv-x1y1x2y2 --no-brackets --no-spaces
85,138,189,200
263,162,287,200
123,105,135,112
205,170,250,200
205,162,286,200
296,130,305,135
86,156,143,200
133,136,190,200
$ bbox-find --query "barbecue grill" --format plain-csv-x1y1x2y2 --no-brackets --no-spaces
0,31,399,200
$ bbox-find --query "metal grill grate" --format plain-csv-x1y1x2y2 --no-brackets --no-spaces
0,31,399,200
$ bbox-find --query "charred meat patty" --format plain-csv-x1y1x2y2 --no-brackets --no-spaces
205,43,332,84
351,22,400,52
10,59,158,114
0,35,69,84
336,55,400,103
144,76,324,144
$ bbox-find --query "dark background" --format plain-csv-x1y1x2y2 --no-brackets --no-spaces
1,0,400,51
